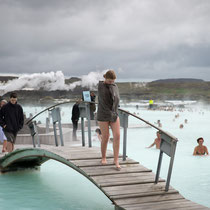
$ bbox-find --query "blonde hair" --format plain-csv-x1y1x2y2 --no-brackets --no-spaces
103,70,116,80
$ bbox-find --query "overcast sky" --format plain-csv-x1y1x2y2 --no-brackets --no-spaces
0,0,210,81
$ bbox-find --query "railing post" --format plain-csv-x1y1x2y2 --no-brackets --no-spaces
53,122,58,146
28,121,40,148
86,103,92,147
81,117,85,147
155,150,163,183
165,141,177,191
32,136,36,148
51,107,63,146
123,126,128,161
79,103,88,147
58,118,64,146
154,132,178,191
46,117,50,133
118,111,129,161
36,129,40,147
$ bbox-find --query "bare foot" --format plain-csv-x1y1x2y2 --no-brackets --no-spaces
114,162,121,171
101,159,107,165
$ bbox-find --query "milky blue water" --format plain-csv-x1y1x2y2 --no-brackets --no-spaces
0,161,114,210
1,101,210,209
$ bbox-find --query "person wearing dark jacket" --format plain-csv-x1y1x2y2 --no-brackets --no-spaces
90,92,96,120
97,70,121,170
0,92,24,152
71,101,80,140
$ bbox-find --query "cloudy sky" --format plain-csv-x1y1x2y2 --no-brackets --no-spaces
0,0,210,81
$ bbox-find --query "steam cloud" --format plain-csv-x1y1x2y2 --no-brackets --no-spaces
0,70,107,96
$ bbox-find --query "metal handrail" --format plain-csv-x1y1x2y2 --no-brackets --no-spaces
118,108,178,142
118,108,178,191
26,100,178,191
25,101,73,125
26,101,178,142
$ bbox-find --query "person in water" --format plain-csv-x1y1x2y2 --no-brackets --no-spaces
193,137,209,156
97,70,121,170
95,128,113,143
147,131,161,149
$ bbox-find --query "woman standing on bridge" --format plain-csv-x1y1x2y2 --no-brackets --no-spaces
97,70,121,170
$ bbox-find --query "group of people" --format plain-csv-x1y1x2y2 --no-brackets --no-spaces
72,69,210,174
0,93,24,153
1,70,208,171
147,131,209,156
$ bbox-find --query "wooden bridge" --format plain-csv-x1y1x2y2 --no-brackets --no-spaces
0,145,209,210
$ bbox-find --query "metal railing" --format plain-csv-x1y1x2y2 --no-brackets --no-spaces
118,108,178,191
26,101,71,147
26,101,178,191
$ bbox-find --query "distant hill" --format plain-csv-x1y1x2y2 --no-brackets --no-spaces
151,78,204,83
0,75,81,84
65,77,81,84
1,76,210,103
0,76,18,82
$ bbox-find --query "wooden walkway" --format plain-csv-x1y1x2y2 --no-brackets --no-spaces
0,144,209,210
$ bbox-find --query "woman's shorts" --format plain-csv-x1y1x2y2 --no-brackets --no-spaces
3,131,17,144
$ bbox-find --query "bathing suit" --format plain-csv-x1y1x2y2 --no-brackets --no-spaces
196,151,206,155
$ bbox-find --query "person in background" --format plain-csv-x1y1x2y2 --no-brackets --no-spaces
157,120,162,128
97,70,121,170
0,99,7,152
71,100,80,141
193,137,209,155
95,128,113,143
147,131,161,149
90,92,96,120
179,124,184,129
95,128,102,142
0,93,24,153
149,99,154,109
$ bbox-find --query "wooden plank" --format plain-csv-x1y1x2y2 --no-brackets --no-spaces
71,158,139,167
68,154,124,160
99,179,165,188
121,199,208,210
114,193,184,206
111,189,179,200
80,163,151,171
81,165,152,176
103,184,176,198
103,182,173,194
93,171,161,182
132,199,207,210
120,199,188,210
92,172,165,187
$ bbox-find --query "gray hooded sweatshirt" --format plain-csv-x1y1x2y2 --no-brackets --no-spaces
97,81,120,122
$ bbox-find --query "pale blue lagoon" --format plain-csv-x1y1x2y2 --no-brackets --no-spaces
1,101,210,209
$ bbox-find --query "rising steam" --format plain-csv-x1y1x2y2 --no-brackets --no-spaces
0,70,106,95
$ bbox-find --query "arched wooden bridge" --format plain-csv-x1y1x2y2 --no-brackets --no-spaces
0,145,208,210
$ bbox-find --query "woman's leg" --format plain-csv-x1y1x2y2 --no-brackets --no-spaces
98,121,110,164
6,141,13,153
110,117,120,168
2,140,7,152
